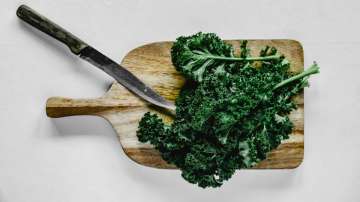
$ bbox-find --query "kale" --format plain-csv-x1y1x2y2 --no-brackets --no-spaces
137,32,319,188
171,32,281,82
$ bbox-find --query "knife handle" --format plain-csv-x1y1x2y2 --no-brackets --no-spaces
16,5,88,55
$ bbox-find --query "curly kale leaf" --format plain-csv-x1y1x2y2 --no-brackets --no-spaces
171,32,280,82
137,112,166,146
137,32,319,188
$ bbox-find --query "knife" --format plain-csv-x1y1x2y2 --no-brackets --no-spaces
16,5,175,111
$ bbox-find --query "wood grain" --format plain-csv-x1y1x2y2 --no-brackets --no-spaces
46,40,304,169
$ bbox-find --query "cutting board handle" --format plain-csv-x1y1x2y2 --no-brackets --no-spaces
46,97,114,118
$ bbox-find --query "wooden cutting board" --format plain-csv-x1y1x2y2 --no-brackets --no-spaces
46,39,304,169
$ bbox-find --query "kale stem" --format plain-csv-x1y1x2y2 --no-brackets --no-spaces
207,55,280,61
273,62,320,90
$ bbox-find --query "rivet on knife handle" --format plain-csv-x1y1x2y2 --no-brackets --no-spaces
16,5,88,55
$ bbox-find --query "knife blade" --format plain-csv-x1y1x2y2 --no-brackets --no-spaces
79,46,175,110
16,5,175,111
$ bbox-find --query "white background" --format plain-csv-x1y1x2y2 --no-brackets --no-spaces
0,0,359,201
